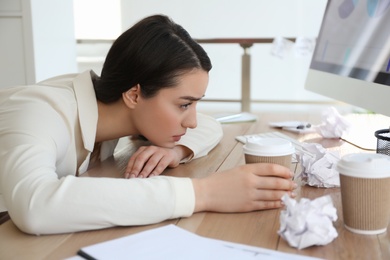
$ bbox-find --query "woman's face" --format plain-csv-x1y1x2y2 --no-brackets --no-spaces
132,69,209,148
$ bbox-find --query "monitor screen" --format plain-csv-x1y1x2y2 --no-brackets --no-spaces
305,0,390,116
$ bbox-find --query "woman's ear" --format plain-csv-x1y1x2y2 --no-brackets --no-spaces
122,84,141,109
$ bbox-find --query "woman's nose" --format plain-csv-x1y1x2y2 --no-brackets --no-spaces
183,109,197,129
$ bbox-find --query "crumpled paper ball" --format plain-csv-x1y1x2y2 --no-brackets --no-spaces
278,194,338,250
296,142,340,188
314,107,351,138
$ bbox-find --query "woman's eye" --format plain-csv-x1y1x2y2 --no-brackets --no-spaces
180,103,192,109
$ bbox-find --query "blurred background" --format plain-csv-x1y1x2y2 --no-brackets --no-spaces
1,0,336,113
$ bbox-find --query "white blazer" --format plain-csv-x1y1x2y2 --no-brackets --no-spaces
0,71,223,234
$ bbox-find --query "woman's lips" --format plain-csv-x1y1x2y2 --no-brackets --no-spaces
172,133,185,142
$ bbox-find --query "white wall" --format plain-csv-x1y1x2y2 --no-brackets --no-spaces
29,0,77,82
73,0,121,39
121,0,323,38
0,0,77,88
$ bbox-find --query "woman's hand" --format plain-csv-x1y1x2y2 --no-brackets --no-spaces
124,145,193,178
192,163,297,213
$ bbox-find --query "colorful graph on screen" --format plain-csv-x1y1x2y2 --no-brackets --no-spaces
311,0,390,85
339,0,390,18
338,0,359,18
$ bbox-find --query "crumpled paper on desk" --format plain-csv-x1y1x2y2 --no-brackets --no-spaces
278,194,338,250
296,142,340,188
314,107,351,138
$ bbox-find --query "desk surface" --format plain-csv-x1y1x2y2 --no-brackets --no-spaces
1,110,390,260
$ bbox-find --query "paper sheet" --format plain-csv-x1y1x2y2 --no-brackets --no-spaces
214,112,257,124
269,121,316,134
71,224,323,260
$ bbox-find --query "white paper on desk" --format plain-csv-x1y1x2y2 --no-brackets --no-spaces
75,224,322,260
269,121,316,134
215,112,257,124
66,256,84,260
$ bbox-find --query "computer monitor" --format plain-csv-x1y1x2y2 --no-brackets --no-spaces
305,0,390,117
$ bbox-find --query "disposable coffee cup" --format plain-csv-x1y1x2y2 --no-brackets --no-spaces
337,153,390,235
243,137,295,168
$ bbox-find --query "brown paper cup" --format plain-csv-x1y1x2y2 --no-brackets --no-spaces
243,137,295,169
337,153,390,235
340,175,390,234
244,154,292,168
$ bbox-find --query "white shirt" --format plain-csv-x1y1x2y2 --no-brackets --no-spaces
0,71,223,235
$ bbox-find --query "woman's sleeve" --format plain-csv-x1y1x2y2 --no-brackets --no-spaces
0,105,196,235
176,113,223,163
0,135,195,235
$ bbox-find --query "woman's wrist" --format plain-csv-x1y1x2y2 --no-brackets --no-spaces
173,145,193,162
191,178,207,212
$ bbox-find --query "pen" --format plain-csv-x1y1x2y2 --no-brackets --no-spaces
77,250,97,260
296,123,311,129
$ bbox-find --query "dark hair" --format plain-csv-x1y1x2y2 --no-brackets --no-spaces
94,15,212,103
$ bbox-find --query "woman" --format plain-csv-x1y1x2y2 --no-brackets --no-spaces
0,15,296,235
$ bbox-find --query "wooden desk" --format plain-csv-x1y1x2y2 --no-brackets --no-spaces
1,111,389,260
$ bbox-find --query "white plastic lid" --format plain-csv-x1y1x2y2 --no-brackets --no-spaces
337,153,390,178
243,137,295,156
